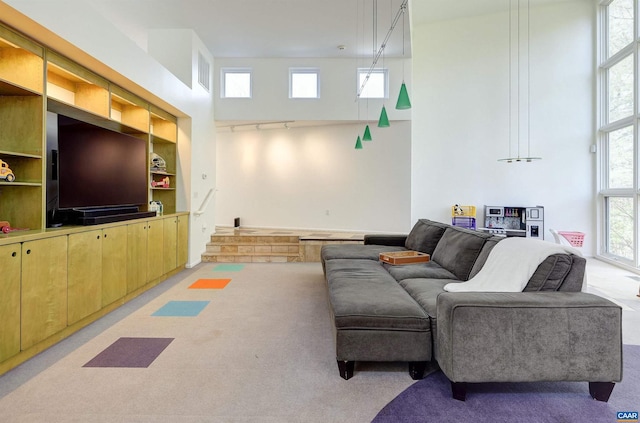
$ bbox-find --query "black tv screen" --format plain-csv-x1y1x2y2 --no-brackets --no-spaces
58,116,148,209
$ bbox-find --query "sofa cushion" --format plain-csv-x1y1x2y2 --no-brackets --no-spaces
468,236,503,279
324,259,430,331
398,278,452,319
404,219,449,255
524,253,586,292
384,261,458,281
431,227,492,280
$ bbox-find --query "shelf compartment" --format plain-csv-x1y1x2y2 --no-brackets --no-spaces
0,96,44,156
0,185,43,230
150,106,177,143
110,85,149,134
46,52,109,118
0,28,44,94
0,154,42,183
151,188,176,215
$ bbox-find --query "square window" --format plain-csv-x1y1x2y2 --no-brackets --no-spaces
357,68,388,99
221,69,252,98
290,69,319,98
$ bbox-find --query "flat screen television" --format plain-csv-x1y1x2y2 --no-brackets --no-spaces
57,115,148,210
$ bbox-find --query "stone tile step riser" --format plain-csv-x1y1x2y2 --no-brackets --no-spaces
205,246,301,254
201,254,302,263
210,235,299,244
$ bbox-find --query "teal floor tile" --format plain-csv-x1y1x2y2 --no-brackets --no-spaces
152,301,209,317
213,264,245,272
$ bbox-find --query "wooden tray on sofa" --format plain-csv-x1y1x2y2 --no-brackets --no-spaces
379,251,430,265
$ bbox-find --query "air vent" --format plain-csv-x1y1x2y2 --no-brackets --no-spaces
198,52,210,91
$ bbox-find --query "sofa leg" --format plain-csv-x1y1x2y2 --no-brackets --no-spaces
337,360,354,380
408,361,428,380
589,382,615,402
451,382,467,401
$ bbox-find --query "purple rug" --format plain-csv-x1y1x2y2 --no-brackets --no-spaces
83,337,174,368
373,344,639,423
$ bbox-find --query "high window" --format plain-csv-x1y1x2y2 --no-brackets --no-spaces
290,68,320,98
357,68,388,99
221,68,252,98
598,0,636,264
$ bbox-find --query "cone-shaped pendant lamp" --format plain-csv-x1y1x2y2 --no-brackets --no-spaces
378,105,390,127
395,82,411,110
363,125,372,141
355,135,363,149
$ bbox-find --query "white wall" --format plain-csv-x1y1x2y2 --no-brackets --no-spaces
2,0,217,266
216,121,412,233
214,56,414,233
410,1,595,254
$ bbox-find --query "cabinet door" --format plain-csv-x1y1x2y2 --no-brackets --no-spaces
177,215,189,267
147,220,164,282
68,230,102,325
102,225,128,306
0,243,21,362
21,236,68,350
163,217,177,274
127,221,147,293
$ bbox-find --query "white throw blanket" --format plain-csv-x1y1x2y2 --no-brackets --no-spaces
443,237,581,293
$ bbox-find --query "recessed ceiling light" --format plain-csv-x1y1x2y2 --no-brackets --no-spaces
337,45,346,51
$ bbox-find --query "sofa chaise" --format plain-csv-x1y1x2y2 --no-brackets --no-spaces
320,219,623,401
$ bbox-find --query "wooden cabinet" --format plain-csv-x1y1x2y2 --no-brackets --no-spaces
67,230,103,325
163,216,178,275
147,219,164,282
127,221,148,293
101,225,128,306
177,214,189,267
0,243,21,362
21,236,68,350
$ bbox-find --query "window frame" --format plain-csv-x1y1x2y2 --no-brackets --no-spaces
356,68,389,99
220,67,253,99
598,0,638,267
289,67,320,99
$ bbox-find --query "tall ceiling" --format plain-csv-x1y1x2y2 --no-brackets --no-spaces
86,0,412,58
83,0,586,59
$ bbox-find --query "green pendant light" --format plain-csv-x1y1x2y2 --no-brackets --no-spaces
355,135,363,149
363,124,372,141
396,82,411,110
378,105,390,127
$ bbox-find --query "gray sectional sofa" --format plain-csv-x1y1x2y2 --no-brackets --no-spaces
320,219,623,401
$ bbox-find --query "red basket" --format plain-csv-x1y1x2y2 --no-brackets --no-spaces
558,231,585,247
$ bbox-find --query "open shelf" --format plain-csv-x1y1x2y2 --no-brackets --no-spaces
46,53,109,118
0,28,44,94
110,85,149,134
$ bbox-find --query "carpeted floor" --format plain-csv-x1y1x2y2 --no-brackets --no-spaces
0,263,415,422
373,344,640,423
0,260,637,422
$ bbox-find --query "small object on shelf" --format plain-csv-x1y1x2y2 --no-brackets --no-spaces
451,205,476,217
452,216,476,230
379,251,430,265
150,152,167,171
151,176,170,188
557,231,585,248
0,221,29,233
0,159,16,182
149,200,163,216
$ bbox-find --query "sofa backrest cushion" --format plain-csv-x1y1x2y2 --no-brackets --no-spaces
431,226,492,280
404,219,448,255
524,253,586,292
468,236,503,279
